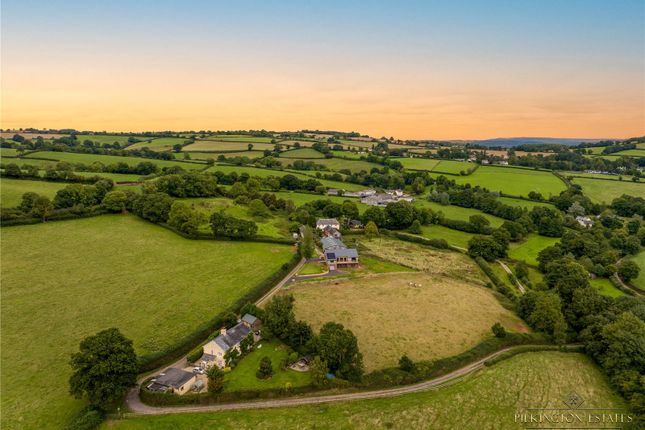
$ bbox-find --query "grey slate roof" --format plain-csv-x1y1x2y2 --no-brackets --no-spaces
321,236,345,251
326,248,358,259
316,218,339,227
242,313,258,325
154,367,194,389
214,322,251,352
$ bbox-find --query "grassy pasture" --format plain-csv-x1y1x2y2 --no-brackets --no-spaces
508,234,560,266
126,137,189,152
612,149,645,157
432,160,472,174
563,171,633,181
77,134,141,145
0,178,67,207
1,148,21,157
187,151,265,160
418,224,475,249
206,165,365,191
497,196,552,210
183,141,276,152
0,215,294,430
572,177,645,203
589,278,625,298
415,199,505,227
286,269,527,370
279,148,325,158
203,135,276,143
183,197,291,238
283,157,380,173
1,132,68,140
628,251,645,291
25,151,206,170
330,150,368,159
446,166,566,198
396,157,441,171
104,352,625,430
223,340,311,392
270,191,368,211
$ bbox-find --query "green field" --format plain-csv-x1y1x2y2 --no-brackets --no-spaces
183,141,276,152
126,137,189,152
330,150,368,159
612,149,645,157
563,171,633,182
418,224,475,249
271,191,367,211
298,262,326,275
0,215,294,430
1,147,21,157
71,171,143,182
24,151,207,170
104,352,625,430
284,157,380,173
415,199,505,227
223,340,311,392
447,166,566,198
0,178,67,207
432,160,473,174
187,151,265,160
497,196,552,210
572,177,645,203
206,165,365,191
279,148,325,158
76,134,140,145
628,251,645,291
590,278,625,298
395,157,441,171
508,234,560,266
204,135,277,143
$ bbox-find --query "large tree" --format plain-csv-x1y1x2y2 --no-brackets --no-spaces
69,328,138,407
317,322,364,381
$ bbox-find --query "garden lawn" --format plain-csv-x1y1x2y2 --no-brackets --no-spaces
448,166,566,198
395,157,441,171
508,234,560,266
298,262,326,275
223,340,311,392
629,251,645,291
0,215,294,430
279,148,325,158
0,178,67,207
25,151,206,170
572,177,645,203
590,278,625,298
103,352,624,430
285,271,527,371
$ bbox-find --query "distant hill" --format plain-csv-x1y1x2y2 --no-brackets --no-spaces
472,137,608,147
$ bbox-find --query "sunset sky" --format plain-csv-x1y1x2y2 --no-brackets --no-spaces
1,0,643,140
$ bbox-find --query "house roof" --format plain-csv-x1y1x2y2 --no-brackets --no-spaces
316,218,339,227
214,322,251,352
242,313,258,325
154,368,194,389
321,236,345,251
199,353,216,362
327,248,358,259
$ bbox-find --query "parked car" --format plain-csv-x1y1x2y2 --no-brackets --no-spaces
192,367,204,374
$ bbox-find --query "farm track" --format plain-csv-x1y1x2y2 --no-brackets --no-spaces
497,260,526,294
125,344,550,416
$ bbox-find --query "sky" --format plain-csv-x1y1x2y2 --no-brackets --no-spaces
1,0,644,140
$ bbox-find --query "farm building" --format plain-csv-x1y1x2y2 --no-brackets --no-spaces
361,189,414,207
201,314,262,368
576,216,594,228
316,218,340,230
321,236,359,270
349,219,364,229
147,368,196,395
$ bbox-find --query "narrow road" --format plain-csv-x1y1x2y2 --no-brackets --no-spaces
125,344,540,416
255,257,305,306
497,260,526,294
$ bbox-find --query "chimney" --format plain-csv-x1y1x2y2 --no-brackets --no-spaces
220,327,227,336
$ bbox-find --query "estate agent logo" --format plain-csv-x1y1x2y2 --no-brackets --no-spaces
514,392,633,429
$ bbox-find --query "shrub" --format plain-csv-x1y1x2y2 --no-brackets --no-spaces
398,354,416,373
492,322,507,338
64,406,105,430
186,346,204,364
256,356,273,379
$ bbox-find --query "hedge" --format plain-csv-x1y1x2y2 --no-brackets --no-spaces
138,253,301,372
1,207,109,227
157,223,296,245
474,256,517,301
483,343,583,366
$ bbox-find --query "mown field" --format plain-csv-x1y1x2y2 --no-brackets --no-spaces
418,224,475,248
508,234,560,266
0,215,295,430
202,135,277,143
286,270,527,370
76,134,141,145
187,151,265,160
23,151,207,170
103,352,625,430
448,166,566,198
572,177,645,203
282,157,381,173
432,160,473,174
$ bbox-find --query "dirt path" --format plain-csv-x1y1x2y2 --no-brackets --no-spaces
497,260,526,294
124,344,542,415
